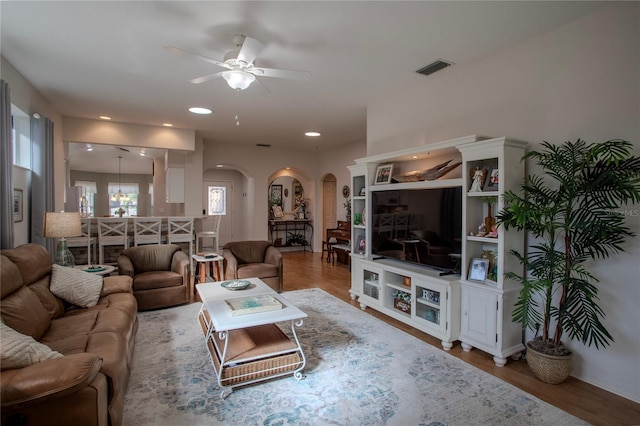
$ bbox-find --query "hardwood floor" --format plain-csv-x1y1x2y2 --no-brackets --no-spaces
282,251,640,426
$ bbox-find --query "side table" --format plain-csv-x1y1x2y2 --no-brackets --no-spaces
74,264,116,276
192,254,224,284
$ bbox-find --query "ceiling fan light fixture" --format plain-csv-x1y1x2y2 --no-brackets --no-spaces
222,70,255,90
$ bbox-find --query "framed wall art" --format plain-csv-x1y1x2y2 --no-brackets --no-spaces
270,184,283,207
13,189,23,223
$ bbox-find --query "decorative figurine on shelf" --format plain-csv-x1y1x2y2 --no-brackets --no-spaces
476,222,486,237
469,166,487,192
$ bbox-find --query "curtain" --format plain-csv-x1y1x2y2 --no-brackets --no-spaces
0,80,14,249
108,182,139,194
74,180,97,193
31,114,55,255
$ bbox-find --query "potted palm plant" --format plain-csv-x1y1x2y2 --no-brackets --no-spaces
497,139,640,384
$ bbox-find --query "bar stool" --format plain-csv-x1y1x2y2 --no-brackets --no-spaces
167,216,194,270
67,218,97,266
97,217,128,265
196,215,221,254
133,217,162,246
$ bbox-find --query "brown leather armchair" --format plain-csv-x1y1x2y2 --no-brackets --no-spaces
117,244,192,310
222,241,283,292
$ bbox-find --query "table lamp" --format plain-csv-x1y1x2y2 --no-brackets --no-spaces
44,212,82,267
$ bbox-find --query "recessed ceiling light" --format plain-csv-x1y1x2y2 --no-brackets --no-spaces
216,164,224,168
86,144,93,152
305,131,321,137
140,151,146,156
189,107,212,115
412,155,419,159
99,116,111,120
162,123,173,127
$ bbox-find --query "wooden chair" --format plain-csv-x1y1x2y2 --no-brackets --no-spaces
97,217,128,265
133,217,162,246
66,218,97,265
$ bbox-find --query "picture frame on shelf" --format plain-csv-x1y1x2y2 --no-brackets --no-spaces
357,236,366,254
359,187,366,196
468,258,489,282
13,189,23,223
374,164,393,184
485,168,499,190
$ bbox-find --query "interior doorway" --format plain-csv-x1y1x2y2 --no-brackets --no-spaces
322,174,337,241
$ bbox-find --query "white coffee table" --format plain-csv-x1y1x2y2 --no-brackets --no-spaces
196,278,307,398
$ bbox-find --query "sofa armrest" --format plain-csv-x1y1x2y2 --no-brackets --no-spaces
101,275,133,296
222,249,238,279
171,250,190,275
264,246,282,267
117,255,135,278
1,353,103,408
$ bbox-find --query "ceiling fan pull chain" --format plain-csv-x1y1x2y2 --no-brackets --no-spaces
235,89,241,126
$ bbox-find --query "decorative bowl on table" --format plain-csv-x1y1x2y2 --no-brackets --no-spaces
85,265,106,272
221,280,252,291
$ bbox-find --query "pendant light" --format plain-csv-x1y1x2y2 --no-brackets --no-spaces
110,156,130,202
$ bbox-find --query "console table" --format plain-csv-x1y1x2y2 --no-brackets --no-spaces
269,219,313,251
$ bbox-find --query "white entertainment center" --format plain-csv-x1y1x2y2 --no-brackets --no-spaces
348,135,527,365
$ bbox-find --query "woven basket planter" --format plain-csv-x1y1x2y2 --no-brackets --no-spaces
526,341,573,384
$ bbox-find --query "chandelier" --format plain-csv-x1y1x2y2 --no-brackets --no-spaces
110,156,130,202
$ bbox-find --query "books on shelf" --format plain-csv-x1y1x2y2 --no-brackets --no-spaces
225,294,283,316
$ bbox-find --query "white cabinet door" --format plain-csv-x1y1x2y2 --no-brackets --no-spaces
166,168,185,203
460,286,497,348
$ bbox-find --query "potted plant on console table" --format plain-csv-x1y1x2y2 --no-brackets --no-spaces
497,139,640,384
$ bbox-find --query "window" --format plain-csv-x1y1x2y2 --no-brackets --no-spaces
108,182,139,216
74,180,97,217
207,186,226,215
11,105,31,169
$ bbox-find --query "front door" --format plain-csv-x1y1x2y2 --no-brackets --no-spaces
203,180,234,247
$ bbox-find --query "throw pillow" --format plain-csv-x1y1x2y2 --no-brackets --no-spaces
0,321,63,370
50,265,103,308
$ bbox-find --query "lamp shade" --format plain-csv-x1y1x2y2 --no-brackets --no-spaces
222,70,256,90
44,212,82,238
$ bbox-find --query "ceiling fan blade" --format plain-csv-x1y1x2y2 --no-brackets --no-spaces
251,67,312,81
254,77,272,94
163,45,230,69
189,72,224,85
236,37,264,66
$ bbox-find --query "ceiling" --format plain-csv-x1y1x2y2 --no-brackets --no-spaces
1,1,607,172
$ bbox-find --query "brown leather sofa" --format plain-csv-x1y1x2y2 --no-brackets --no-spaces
222,241,283,292
1,243,138,426
117,244,192,310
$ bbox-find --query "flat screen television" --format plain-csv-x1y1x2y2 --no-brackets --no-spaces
370,186,462,272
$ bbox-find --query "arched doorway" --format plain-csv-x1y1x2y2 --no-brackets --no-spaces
321,174,337,242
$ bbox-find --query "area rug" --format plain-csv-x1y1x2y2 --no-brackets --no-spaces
123,288,586,425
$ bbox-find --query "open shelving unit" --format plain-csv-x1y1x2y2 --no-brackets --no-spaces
348,135,527,361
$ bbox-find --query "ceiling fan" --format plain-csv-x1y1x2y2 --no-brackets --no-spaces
164,34,311,91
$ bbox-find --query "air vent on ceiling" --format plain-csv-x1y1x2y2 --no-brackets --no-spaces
416,59,453,76
256,143,271,148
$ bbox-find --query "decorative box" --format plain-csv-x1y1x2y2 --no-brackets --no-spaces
393,297,411,313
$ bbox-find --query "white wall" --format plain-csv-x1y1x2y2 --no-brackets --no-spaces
318,140,367,222
367,3,640,402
